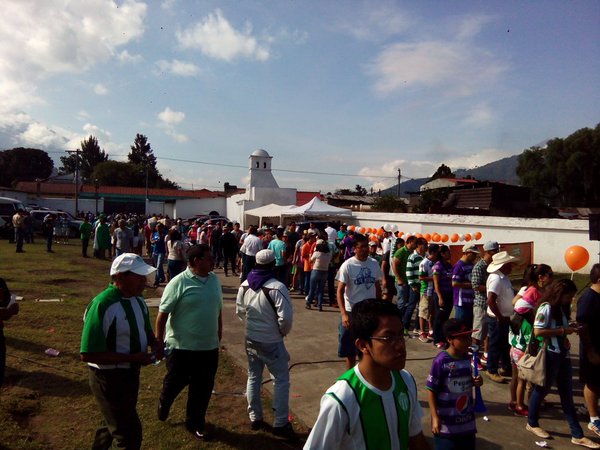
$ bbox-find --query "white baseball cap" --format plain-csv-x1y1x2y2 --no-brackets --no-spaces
110,253,157,276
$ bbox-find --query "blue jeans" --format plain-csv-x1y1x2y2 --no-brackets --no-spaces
402,287,420,331
485,315,510,374
245,340,290,427
153,252,165,285
396,283,410,317
167,259,184,280
434,433,475,450
307,270,327,308
454,305,474,329
527,350,583,439
303,270,311,295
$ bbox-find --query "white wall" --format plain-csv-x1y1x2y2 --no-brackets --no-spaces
33,197,102,215
352,212,598,273
172,197,227,220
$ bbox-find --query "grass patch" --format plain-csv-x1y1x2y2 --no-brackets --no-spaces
0,240,307,449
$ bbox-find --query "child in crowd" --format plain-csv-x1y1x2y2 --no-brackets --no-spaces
427,318,483,450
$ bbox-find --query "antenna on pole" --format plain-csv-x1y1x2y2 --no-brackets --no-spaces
397,167,401,197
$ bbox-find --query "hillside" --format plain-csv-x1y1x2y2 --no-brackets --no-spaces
380,153,521,195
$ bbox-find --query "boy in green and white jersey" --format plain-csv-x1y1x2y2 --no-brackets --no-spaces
305,299,429,450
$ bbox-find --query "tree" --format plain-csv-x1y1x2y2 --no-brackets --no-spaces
517,124,600,206
371,195,407,213
0,148,54,187
127,134,179,189
430,163,455,181
59,135,108,181
355,184,367,196
413,188,452,213
92,161,140,187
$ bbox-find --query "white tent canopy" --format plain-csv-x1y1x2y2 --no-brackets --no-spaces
244,203,293,226
281,196,352,217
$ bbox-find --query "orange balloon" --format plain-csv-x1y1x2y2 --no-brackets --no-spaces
441,234,449,243
475,231,482,240
464,233,472,241
377,228,384,236
359,227,366,234
432,234,440,242
451,233,459,243
424,233,431,241
348,225,355,231
564,246,590,272
416,233,423,239
370,234,378,242
398,231,404,238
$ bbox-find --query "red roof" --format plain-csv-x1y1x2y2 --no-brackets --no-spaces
296,191,323,205
15,181,223,199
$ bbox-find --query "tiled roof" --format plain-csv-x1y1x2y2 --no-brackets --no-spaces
296,191,323,205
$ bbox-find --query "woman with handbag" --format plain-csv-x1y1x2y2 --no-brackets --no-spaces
526,279,600,448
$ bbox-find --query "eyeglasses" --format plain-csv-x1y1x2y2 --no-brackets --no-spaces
369,335,405,344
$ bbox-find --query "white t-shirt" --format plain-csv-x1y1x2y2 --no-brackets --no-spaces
304,365,423,450
336,256,382,312
241,234,263,256
486,271,515,318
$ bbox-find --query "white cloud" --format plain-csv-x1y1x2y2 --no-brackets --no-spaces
454,15,493,41
82,123,112,144
336,4,411,41
155,59,201,77
93,84,109,95
176,9,270,62
158,107,185,125
117,49,143,63
158,107,187,143
368,40,506,96
18,122,71,148
77,110,90,121
463,102,494,126
0,0,146,112
444,148,515,170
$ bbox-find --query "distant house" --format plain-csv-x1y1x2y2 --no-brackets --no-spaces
420,177,478,192
325,193,376,211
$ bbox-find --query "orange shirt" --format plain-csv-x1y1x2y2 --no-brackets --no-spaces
302,241,316,272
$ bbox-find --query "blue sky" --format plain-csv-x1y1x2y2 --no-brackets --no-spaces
1,0,598,193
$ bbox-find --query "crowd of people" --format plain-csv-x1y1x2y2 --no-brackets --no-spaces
7,212,600,449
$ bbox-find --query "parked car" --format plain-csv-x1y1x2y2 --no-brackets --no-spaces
203,216,230,227
0,197,26,238
28,210,84,238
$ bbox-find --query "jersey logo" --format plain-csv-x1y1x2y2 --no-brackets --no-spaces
398,392,409,411
455,394,470,413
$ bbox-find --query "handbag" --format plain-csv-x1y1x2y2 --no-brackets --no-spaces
517,337,547,386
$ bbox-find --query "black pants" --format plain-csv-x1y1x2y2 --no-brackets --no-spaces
433,291,453,344
241,255,256,282
88,367,142,450
222,252,237,275
160,348,219,431
82,237,90,257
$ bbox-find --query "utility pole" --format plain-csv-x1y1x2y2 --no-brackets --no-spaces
397,167,402,197
65,149,81,216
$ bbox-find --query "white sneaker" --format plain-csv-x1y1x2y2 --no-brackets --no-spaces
571,437,600,449
526,424,550,439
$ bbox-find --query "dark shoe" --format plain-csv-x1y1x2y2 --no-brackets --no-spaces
157,400,170,421
498,367,512,377
273,422,296,440
189,429,211,441
318,306,323,312
305,304,311,310
251,419,266,431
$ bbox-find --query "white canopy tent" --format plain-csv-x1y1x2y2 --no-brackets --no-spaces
281,196,352,218
244,203,293,226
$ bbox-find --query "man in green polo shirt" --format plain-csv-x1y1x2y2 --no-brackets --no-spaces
80,253,159,450
155,244,223,441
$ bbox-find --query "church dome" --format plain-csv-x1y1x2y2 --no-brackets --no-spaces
251,149,270,157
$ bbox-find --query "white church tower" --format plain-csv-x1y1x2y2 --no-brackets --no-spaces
248,149,279,189
227,148,296,227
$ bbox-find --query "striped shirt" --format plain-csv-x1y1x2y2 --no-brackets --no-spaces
80,284,152,369
405,251,423,288
426,351,476,436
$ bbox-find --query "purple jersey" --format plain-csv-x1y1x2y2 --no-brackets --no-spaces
426,351,476,436
432,260,453,294
452,259,474,306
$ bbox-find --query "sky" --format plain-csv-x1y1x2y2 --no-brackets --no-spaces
1,0,599,193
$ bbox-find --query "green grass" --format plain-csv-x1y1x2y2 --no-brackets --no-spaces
0,239,307,449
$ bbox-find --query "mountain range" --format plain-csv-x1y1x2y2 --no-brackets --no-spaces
380,153,521,196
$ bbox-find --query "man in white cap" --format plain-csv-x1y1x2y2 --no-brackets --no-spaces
236,249,295,439
80,253,159,450
471,241,500,364
485,251,518,383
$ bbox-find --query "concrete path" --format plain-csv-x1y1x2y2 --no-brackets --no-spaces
212,269,598,450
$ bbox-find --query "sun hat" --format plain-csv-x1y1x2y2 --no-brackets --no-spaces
255,249,275,265
487,251,519,273
462,243,479,254
110,253,156,276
